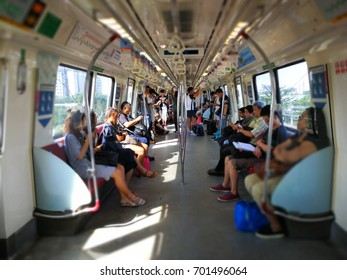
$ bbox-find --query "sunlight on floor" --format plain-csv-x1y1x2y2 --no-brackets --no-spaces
83,205,168,259
151,138,178,149
98,233,164,260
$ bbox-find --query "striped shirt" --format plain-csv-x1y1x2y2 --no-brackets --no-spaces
250,117,268,144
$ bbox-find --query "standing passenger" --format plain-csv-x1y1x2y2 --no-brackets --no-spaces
186,86,201,136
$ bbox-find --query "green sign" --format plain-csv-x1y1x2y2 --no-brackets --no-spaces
262,63,276,71
92,66,104,73
38,12,62,38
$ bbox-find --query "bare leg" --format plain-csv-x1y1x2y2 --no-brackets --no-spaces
125,144,145,164
228,160,239,195
125,168,133,185
134,156,157,178
111,164,145,205
111,164,133,198
266,213,283,232
222,157,231,187
187,117,192,131
136,142,148,156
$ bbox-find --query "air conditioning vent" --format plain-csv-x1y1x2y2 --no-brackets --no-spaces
162,9,193,34
179,10,193,33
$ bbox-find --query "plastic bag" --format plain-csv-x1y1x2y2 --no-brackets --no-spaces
234,201,268,232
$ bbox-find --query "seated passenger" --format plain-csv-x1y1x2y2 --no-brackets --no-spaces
192,111,204,136
244,107,329,238
207,100,268,176
154,113,169,136
210,105,288,202
118,102,155,161
118,101,149,145
99,108,157,178
100,108,148,164
64,109,145,207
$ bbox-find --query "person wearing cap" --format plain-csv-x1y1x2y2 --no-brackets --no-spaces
207,100,268,176
64,109,145,207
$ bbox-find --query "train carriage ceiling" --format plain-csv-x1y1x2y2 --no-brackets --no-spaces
2,0,347,88
71,0,284,87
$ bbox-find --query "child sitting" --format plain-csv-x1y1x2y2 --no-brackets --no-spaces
192,111,204,136
154,113,169,135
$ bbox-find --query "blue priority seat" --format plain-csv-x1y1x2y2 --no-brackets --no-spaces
271,146,334,214
271,146,334,239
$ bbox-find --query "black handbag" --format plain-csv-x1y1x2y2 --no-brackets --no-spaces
94,150,119,166
134,123,147,137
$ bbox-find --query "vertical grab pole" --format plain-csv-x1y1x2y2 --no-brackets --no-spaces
177,81,187,184
84,33,120,212
240,31,277,213
218,78,225,131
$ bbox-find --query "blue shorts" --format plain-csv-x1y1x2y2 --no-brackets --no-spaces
132,135,148,144
187,110,196,118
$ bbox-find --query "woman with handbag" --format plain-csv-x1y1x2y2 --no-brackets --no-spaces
64,110,145,207
244,107,330,239
99,108,157,178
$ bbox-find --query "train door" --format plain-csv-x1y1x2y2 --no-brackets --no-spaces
226,82,239,123
235,76,245,109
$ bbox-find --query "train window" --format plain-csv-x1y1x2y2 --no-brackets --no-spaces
93,74,114,123
278,61,311,128
254,72,271,104
53,65,86,138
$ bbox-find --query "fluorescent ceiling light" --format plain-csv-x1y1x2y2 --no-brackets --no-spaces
99,17,135,43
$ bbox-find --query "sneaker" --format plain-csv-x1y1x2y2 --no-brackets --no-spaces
210,184,231,192
189,131,197,136
217,192,240,202
255,224,285,239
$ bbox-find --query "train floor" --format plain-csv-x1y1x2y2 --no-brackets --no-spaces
17,124,347,260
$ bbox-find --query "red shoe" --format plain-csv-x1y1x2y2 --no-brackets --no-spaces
217,193,240,202
210,184,231,192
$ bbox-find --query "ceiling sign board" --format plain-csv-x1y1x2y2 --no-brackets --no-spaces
314,0,347,23
0,0,46,28
66,22,122,66
238,47,256,69
159,48,204,59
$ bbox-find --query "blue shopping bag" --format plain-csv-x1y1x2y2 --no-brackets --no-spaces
234,201,268,232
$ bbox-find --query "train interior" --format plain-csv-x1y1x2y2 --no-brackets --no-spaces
1,0,347,260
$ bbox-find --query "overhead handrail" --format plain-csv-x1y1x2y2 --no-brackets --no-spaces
218,78,226,131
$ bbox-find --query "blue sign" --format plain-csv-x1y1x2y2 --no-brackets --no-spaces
238,47,256,69
38,84,54,127
309,65,328,108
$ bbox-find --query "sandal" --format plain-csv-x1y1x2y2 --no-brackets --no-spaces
144,170,158,178
120,198,138,207
129,194,146,206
